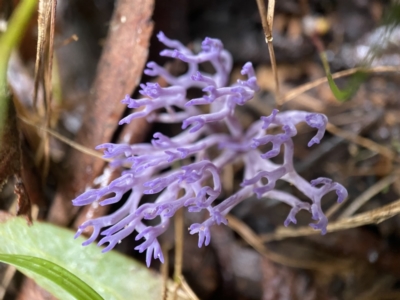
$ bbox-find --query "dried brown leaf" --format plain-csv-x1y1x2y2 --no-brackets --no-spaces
32,0,57,180
227,215,349,272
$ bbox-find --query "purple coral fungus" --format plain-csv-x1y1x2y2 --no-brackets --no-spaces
72,32,347,267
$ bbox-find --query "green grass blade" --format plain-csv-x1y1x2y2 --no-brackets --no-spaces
319,51,367,102
0,254,103,300
0,0,37,135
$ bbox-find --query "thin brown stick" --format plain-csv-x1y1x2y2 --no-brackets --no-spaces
179,278,199,300
338,173,398,219
56,34,78,48
266,0,275,31
170,201,198,299
19,116,107,161
174,208,184,283
42,0,57,179
161,244,169,300
173,208,184,299
45,0,56,109
268,43,280,102
165,282,193,300
261,198,400,242
33,0,49,109
255,0,271,40
32,0,58,180
255,0,280,105
227,214,350,271
326,173,398,219
222,163,234,195
326,122,397,161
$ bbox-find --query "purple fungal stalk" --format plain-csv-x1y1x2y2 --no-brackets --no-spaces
73,32,347,267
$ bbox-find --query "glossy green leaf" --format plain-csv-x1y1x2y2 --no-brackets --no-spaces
0,254,102,300
0,212,171,300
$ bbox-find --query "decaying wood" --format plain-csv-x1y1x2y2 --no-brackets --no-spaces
49,0,155,225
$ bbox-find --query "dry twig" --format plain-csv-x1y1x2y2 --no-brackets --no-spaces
326,122,397,162
261,198,400,242
171,208,184,300
19,116,106,161
326,173,398,219
227,215,350,272
255,0,280,105
161,244,169,300
338,173,398,219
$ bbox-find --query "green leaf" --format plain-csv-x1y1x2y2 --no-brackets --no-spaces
319,52,367,102
0,254,102,300
0,212,172,300
0,0,37,135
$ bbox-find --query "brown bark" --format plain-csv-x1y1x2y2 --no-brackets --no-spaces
49,0,154,225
